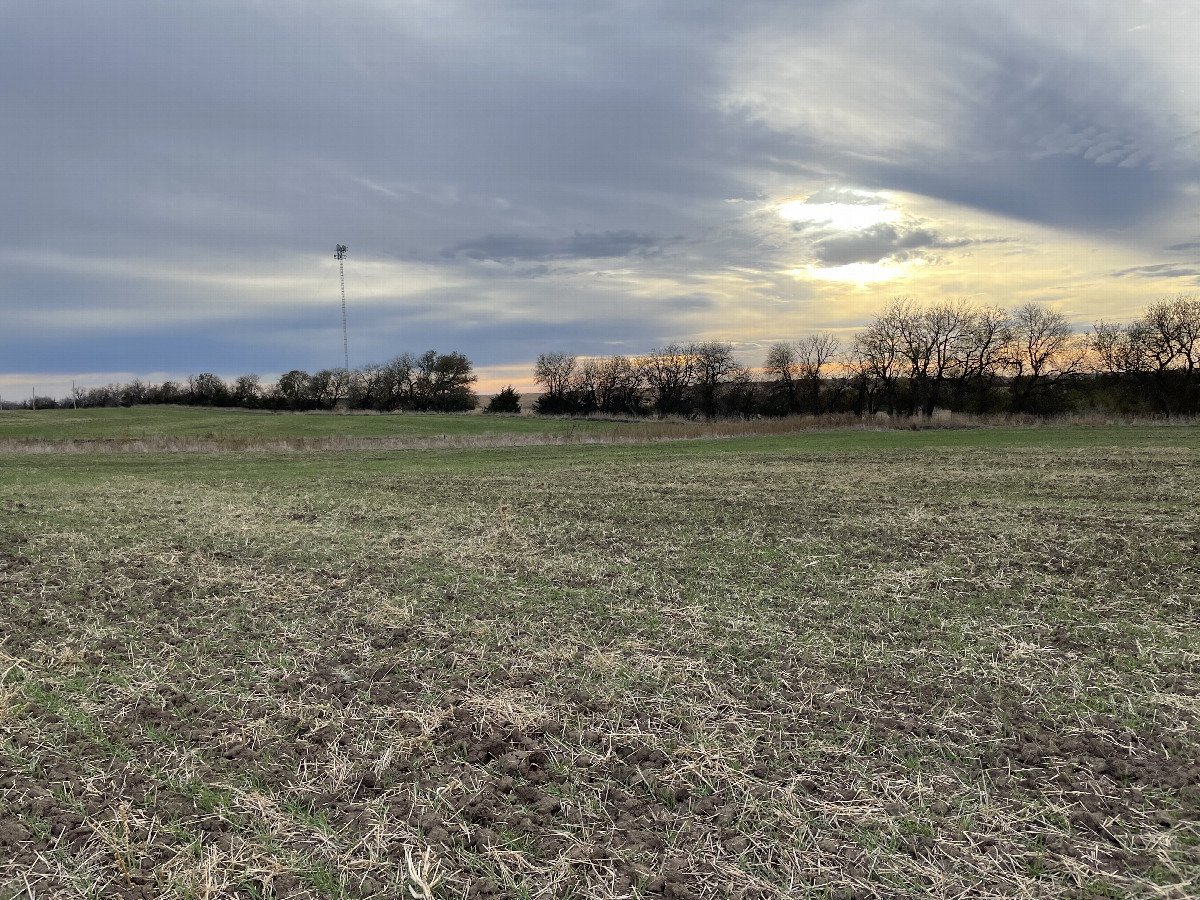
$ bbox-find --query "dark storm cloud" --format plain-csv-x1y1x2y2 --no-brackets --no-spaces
443,231,665,262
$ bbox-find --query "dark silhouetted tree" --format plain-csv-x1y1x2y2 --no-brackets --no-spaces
485,385,522,413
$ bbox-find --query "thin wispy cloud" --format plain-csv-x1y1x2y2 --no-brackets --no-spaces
1110,263,1200,284
443,231,666,263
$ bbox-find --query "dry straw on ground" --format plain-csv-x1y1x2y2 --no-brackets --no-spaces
1,427,1198,898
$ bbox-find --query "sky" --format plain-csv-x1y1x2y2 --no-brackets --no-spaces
4,0,1200,397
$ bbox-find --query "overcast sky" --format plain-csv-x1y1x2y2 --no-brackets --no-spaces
4,0,1200,395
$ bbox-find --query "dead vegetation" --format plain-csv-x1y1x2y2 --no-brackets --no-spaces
1,433,1198,898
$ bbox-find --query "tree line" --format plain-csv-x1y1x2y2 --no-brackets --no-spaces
19,350,482,412
532,295,1200,418
12,295,1200,417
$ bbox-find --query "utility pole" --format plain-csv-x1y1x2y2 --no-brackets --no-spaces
335,244,349,371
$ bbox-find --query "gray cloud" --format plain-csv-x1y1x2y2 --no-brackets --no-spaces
443,231,666,262
809,224,970,267
726,1,1197,233
795,187,883,207
1110,263,1200,282
660,294,717,312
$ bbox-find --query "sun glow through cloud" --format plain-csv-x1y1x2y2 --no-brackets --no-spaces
778,195,900,231
791,259,922,284
778,189,916,284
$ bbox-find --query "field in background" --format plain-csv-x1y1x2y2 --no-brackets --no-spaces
1,407,1198,455
1,427,1198,898
0,407,583,442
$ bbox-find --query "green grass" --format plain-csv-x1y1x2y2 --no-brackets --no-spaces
1,425,1198,898
0,406,595,441
5,406,1197,452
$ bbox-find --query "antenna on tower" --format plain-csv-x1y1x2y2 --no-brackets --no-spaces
335,245,349,371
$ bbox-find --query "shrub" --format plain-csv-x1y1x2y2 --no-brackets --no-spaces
485,386,522,414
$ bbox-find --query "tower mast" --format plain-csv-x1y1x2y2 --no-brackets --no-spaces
335,244,349,371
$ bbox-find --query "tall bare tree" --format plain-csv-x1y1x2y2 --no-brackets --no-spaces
795,333,841,414
764,342,800,414
638,344,696,416
853,299,907,414
532,352,580,414
592,355,644,415
690,341,743,418
1007,304,1082,413
534,352,577,396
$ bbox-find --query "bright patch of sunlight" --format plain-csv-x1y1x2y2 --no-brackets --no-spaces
778,196,899,231
790,259,920,284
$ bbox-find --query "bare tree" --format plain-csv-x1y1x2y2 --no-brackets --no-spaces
1096,295,1200,414
690,341,743,418
764,342,800,414
532,352,579,414
120,379,149,407
638,344,696,416
1171,294,1200,377
272,370,311,409
572,360,602,414
948,306,1011,412
911,298,981,416
1007,304,1082,413
383,354,418,410
1090,320,1131,374
795,333,841,414
723,366,758,418
1142,294,1200,376
352,362,386,410
853,302,906,414
854,297,1007,415
592,355,644,415
534,352,578,398
232,374,262,406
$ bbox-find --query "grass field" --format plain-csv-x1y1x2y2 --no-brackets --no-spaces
0,408,595,443
0,407,813,454
1,419,1198,898
1,406,1196,454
